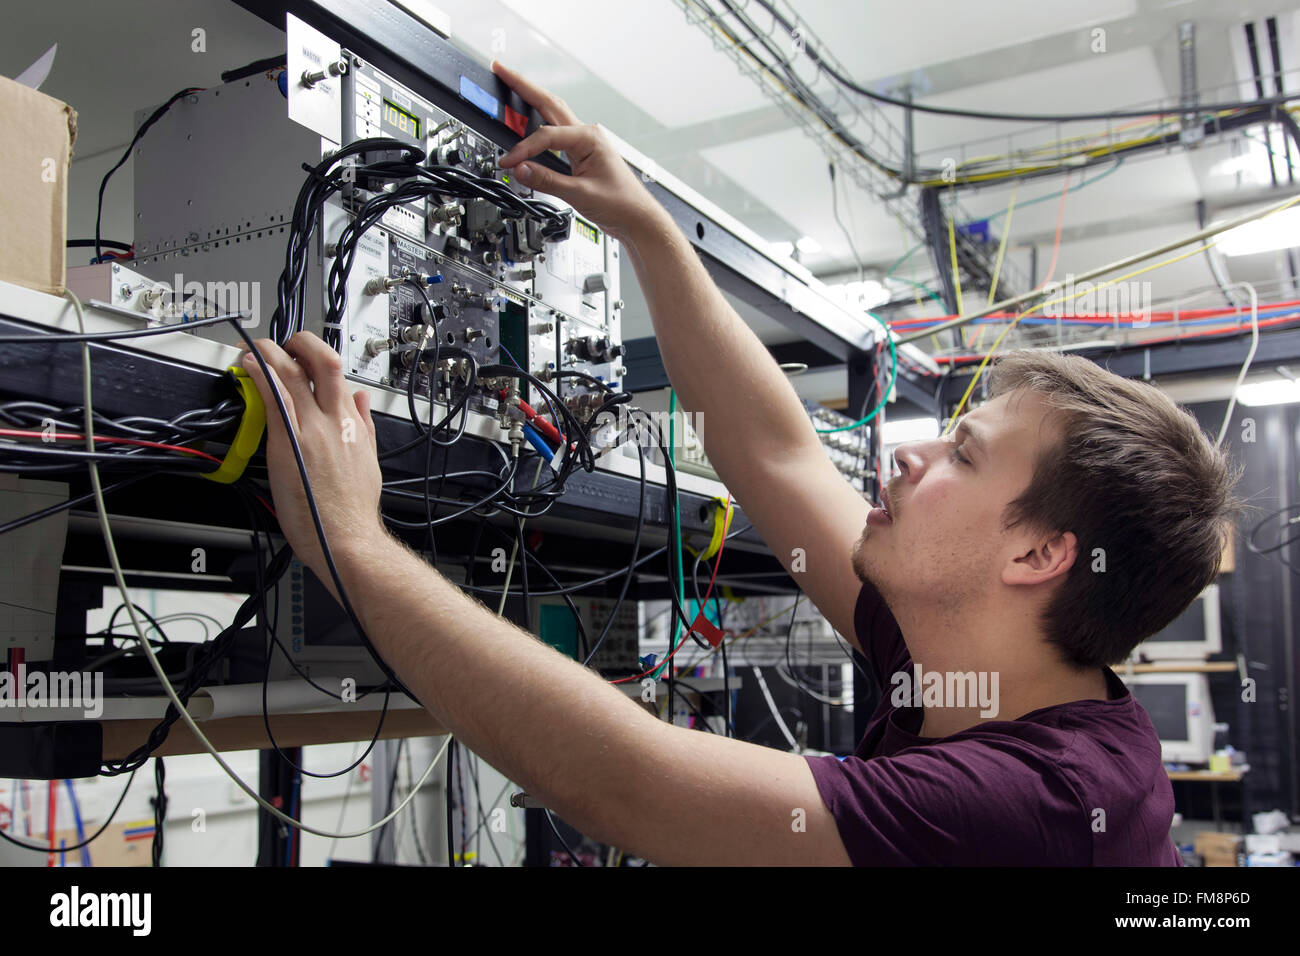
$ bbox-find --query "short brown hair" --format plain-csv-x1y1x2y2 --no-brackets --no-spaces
986,351,1241,668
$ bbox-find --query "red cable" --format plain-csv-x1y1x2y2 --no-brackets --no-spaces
611,498,732,685
0,429,223,462
46,781,56,867
0,430,278,518
927,314,1300,363
498,389,567,447
519,399,565,447
888,299,1300,328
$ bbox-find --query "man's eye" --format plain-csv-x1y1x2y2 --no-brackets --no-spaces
949,444,969,465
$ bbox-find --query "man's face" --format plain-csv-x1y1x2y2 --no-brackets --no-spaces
851,388,1062,616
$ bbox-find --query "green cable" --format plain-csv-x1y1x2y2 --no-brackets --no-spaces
816,310,897,434
963,157,1124,227
652,389,687,681
874,160,1128,345
890,274,945,305
883,241,925,278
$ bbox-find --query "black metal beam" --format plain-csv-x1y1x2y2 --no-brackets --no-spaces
623,335,841,393
1088,327,1300,380
926,327,1300,423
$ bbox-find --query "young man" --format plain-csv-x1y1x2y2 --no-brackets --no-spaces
237,63,1238,865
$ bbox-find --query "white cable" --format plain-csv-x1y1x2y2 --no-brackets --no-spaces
771,662,848,706
1216,281,1259,449
65,289,449,840
749,665,800,752
497,540,519,616
495,458,543,615
327,740,363,860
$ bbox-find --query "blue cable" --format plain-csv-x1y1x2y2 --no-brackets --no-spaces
899,306,1299,332
522,423,554,461
63,779,90,867
284,773,301,867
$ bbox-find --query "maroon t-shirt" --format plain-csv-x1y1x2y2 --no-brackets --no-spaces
804,581,1182,866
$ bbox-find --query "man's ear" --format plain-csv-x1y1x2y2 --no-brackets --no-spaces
1002,530,1077,587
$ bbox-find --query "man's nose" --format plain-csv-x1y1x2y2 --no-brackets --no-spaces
892,441,919,481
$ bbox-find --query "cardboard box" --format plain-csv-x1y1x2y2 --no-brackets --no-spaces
1195,831,1241,867
0,74,78,294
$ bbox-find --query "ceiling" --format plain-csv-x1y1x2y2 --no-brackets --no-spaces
4,0,1300,407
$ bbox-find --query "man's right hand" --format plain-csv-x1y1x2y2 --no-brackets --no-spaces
492,61,666,243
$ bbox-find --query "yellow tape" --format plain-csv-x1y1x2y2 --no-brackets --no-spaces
203,366,266,484
687,497,734,561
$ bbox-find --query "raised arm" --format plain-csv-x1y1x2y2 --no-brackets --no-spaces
494,62,870,649
238,334,850,865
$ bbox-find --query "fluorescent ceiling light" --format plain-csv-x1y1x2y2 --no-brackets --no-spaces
831,279,891,311
795,235,822,254
1216,206,1300,257
1237,378,1300,406
882,416,939,445
768,240,794,258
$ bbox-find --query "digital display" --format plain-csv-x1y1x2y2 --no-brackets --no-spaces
382,98,421,139
574,218,599,244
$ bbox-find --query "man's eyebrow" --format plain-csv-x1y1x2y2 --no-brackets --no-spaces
955,419,989,456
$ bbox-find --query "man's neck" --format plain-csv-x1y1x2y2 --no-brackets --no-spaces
891,600,1112,739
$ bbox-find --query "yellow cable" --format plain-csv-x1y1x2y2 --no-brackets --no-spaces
953,114,1182,170
947,203,964,317
972,182,1019,353
917,106,1269,187
942,191,1300,432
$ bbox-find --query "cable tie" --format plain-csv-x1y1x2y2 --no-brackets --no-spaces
687,496,734,560
202,366,266,484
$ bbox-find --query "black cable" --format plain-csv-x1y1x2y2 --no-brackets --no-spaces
462,738,473,863
720,632,732,737
95,87,202,262
220,53,287,83
581,422,646,668
544,809,583,866
0,311,246,343
748,0,1300,124
666,679,720,733
100,542,294,776
372,740,404,863
223,320,416,701
0,473,150,537
104,602,171,647
475,516,590,651
518,518,531,632
403,741,432,866
0,769,136,855
1246,503,1300,576
67,238,132,253
445,740,456,867
216,476,395,779
0,443,225,472
151,757,167,866
466,755,506,866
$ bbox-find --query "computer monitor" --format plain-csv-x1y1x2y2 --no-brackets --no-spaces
1121,673,1216,764
1133,583,1222,661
